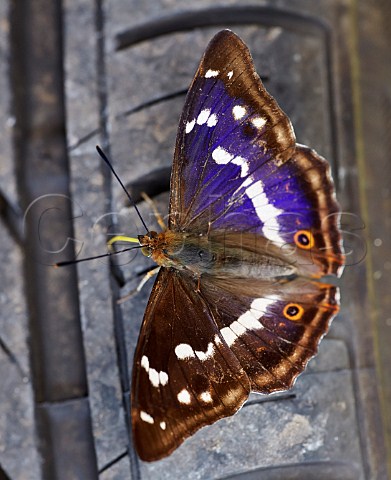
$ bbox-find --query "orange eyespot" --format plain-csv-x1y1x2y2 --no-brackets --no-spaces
283,303,304,321
293,230,315,250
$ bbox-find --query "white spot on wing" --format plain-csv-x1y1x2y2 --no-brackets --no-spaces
212,147,248,177
237,310,262,331
252,116,267,129
197,109,211,125
185,119,195,133
175,342,215,362
143,359,169,388
177,389,191,404
141,355,149,371
227,70,233,79
195,342,214,361
240,177,252,188
159,371,169,386
229,320,247,337
232,105,246,120
220,297,280,347
207,113,218,127
232,156,249,177
200,391,213,403
212,146,233,164
175,343,195,359
251,296,280,313
160,421,166,430
220,326,237,347
140,411,154,424
245,179,284,243
148,368,160,388
205,69,219,78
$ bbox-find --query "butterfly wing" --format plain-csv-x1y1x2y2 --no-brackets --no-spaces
132,270,339,461
131,268,251,462
169,30,343,276
169,29,295,231
198,274,339,394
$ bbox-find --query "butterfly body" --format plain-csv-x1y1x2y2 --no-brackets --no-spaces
139,230,298,280
129,30,344,462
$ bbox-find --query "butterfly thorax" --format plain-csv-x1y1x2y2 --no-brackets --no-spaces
138,230,297,280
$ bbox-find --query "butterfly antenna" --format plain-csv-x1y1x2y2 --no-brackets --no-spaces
54,245,143,267
96,145,149,233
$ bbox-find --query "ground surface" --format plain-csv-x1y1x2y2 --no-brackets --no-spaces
0,1,390,479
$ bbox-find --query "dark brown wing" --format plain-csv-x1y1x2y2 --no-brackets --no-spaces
131,268,250,462
199,275,340,394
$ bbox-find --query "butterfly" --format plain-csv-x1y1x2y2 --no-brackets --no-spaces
125,29,344,462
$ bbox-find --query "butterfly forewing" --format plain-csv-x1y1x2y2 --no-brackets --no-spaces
168,31,343,275
169,29,296,231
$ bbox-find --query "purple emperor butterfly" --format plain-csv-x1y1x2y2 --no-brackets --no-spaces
126,30,344,461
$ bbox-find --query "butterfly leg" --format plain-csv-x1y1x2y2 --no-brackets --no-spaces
141,192,166,231
196,275,202,293
117,266,160,304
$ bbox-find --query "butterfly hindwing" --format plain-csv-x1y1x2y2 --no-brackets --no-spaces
132,268,251,462
199,275,339,394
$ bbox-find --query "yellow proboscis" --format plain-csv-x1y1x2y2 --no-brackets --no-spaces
107,235,140,250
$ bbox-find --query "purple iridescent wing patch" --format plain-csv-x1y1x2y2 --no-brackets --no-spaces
170,30,294,234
